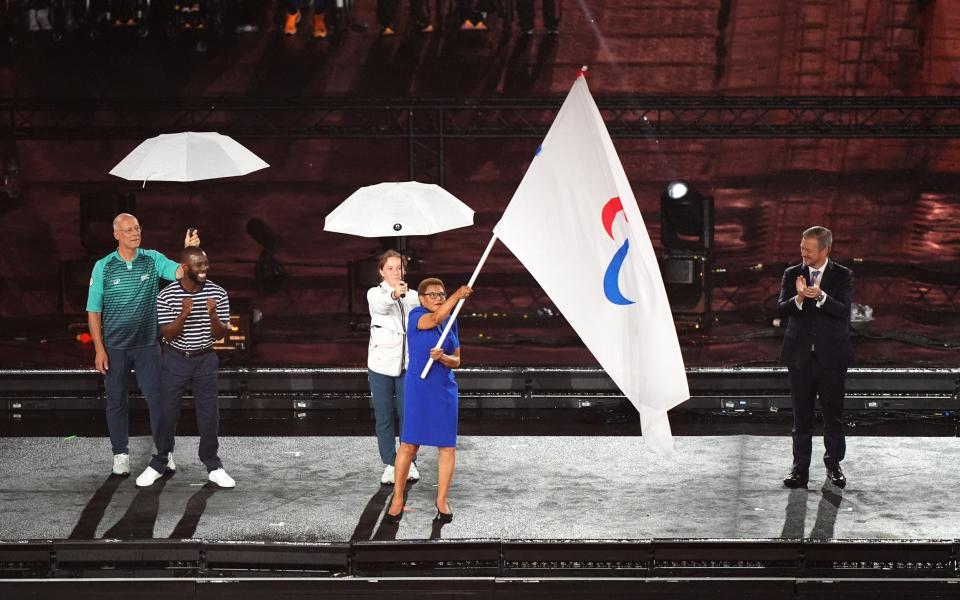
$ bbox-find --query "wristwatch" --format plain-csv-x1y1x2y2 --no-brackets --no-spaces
816,292,825,303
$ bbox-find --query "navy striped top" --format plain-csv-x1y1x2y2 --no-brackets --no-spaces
157,280,230,351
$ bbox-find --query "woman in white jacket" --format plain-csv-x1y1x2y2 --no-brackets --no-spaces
367,250,421,485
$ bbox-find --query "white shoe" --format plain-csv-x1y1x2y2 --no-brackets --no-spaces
407,462,420,482
27,9,40,32
208,468,236,488
36,8,52,31
135,466,163,487
380,464,395,485
112,453,130,475
167,452,176,472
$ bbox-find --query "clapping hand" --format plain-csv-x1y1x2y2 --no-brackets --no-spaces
795,275,821,300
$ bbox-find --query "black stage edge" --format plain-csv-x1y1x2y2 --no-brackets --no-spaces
2,367,959,412
2,539,959,599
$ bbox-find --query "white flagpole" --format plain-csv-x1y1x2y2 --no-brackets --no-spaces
420,233,498,379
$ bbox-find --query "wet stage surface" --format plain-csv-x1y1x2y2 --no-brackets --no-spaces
3,432,960,543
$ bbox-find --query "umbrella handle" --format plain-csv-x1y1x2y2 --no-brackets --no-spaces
420,233,498,379
141,172,160,189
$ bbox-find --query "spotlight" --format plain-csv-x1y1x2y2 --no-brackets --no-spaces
1,158,20,201
660,180,713,252
660,180,714,330
666,181,688,200
246,218,286,293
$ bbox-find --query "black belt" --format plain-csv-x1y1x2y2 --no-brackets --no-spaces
164,344,214,358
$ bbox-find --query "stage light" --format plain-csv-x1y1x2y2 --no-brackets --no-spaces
660,180,715,330
246,218,286,293
666,181,688,200
1,156,20,201
660,180,713,251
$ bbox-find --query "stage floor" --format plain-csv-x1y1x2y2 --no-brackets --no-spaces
2,434,959,543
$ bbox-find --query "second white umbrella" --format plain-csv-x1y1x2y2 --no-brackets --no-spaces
324,181,474,237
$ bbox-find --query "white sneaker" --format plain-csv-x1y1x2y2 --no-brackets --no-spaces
36,8,52,31
407,462,420,482
135,466,163,487
208,468,236,488
380,464,395,485
112,453,130,475
167,452,176,472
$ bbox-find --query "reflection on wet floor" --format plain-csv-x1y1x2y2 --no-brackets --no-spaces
2,407,956,438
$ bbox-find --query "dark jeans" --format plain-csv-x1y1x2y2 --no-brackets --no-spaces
789,353,847,472
104,344,163,456
150,350,223,473
286,0,328,13
458,0,493,22
376,0,428,28
369,370,406,465
517,0,557,30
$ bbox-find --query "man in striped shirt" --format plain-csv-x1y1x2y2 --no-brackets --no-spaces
86,213,199,476
136,246,236,488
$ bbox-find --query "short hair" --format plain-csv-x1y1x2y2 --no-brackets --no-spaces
112,213,137,231
378,249,408,271
417,277,445,296
181,246,206,262
803,226,833,251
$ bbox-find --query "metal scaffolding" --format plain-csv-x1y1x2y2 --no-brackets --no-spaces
6,95,960,185
4,96,960,141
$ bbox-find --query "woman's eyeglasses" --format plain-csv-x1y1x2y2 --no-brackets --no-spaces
423,292,447,299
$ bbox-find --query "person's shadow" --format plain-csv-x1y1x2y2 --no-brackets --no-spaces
101,476,171,539
361,481,418,541
350,485,393,541
68,474,128,539
429,517,449,540
168,484,220,539
780,481,843,539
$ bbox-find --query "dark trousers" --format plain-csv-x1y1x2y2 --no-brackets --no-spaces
457,0,492,22
376,0,428,28
369,370,406,465
517,0,557,30
150,350,223,473
789,353,847,472
104,344,163,455
286,0,327,13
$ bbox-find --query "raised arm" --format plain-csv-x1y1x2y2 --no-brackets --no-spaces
416,286,472,330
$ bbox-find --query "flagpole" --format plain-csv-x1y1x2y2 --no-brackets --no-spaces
420,233,498,379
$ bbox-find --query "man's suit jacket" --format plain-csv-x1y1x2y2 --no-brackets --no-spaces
776,259,854,369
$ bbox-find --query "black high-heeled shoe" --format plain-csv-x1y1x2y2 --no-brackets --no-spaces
383,505,404,525
434,503,453,523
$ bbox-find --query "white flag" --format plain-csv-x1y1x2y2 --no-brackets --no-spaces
493,73,689,455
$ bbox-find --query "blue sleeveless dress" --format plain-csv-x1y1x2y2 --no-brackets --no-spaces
401,306,460,447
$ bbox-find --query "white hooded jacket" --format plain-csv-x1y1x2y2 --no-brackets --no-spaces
367,281,421,376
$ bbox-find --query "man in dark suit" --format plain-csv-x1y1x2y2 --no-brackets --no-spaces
777,226,854,489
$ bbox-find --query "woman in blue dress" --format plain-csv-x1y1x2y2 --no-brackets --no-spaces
385,278,472,524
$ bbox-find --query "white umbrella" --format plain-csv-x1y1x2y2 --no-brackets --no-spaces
324,181,474,237
109,131,269,184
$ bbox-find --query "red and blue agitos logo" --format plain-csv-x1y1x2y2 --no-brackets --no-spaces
601,197,635,305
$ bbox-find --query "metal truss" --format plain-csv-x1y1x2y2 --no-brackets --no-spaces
5,96,960,142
